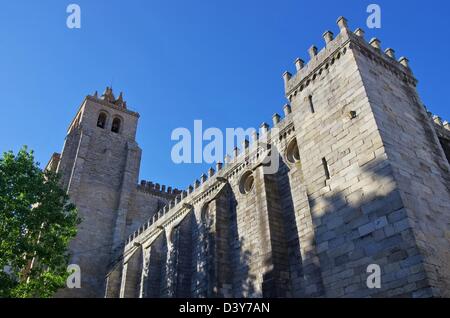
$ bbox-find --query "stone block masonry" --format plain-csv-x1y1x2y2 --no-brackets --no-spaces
48,17,450,298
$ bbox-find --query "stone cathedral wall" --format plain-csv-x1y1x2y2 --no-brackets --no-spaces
104,17,450,298
43,16,450,298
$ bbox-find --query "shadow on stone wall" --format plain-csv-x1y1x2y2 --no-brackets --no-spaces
281,158,308,297
227,186,255,297
142,232,167,298
301,157,429,298
128,156,434,298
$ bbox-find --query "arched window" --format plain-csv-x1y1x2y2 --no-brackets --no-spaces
97,112,107,129
286,138,301,164
111,118,121,133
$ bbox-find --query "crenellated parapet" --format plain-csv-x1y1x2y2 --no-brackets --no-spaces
137,180,182,199
426,111,450,139
122,178,227,255
283,17,417,101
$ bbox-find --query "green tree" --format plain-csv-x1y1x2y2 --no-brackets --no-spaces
0,147,80,298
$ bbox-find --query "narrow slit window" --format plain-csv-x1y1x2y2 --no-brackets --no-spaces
322,157,330,180
308,95,315,113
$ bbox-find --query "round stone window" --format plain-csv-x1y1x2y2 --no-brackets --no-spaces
286,138,300,164
239,171,255,195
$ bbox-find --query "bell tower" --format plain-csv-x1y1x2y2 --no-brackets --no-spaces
54,87,142,297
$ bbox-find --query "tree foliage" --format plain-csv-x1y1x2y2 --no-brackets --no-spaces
0,147,80,298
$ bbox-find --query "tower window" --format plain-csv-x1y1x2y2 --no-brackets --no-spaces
111,118,121,133
308,95,315,113
97,113,107,129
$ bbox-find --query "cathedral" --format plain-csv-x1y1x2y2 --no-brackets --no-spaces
47,17,450,298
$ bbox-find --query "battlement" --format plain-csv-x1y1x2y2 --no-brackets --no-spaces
124,175,228,251
428,111,450,139
283,17,417,100
137,180,182,199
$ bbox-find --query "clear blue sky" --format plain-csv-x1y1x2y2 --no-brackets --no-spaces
1,0,449,189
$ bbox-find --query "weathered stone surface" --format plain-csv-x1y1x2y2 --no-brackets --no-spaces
48,18,450,298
